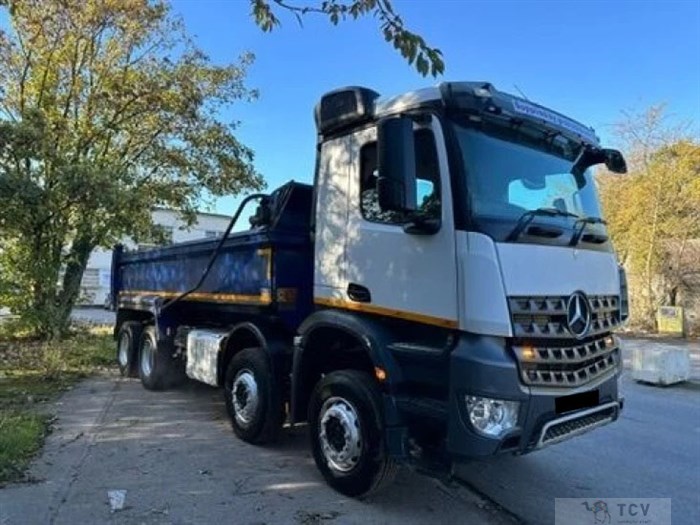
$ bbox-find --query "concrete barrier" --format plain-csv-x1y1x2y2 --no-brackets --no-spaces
631,344,691,385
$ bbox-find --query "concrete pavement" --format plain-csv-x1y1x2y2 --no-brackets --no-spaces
0,374,515,525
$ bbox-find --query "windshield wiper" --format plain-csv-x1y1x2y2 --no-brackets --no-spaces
570,216,607,246
507,207,579,242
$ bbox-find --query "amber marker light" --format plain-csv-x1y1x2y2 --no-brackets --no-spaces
521,345,537,361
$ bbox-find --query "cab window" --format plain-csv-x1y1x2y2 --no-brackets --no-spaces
359,129,441,224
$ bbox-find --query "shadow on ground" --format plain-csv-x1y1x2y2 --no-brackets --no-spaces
0,375,511,525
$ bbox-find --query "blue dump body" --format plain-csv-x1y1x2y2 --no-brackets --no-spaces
112,182,314,332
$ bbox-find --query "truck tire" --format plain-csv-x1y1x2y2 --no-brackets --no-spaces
308,370,397,497
138,326,184,391
224,348,283,444
116,321,142,378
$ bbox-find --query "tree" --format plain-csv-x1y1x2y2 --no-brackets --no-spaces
251,0,444,77
598,106,700,329
0,0,262,338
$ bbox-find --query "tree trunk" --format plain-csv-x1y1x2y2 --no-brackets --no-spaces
28,230,64,340
669,286,678,306
54,234,95,339
643,174,664,329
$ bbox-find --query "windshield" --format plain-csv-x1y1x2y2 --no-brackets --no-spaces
452,123,607,245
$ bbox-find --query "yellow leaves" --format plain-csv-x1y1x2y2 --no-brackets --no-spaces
599,106,700,328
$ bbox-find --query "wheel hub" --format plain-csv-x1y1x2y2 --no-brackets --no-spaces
140,338,154,377
232,370,259,428
319,397,362,473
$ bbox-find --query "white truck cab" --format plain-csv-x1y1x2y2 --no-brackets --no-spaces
305,81,627,483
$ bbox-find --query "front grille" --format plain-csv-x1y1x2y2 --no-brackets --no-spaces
513,336,620,387
509,294,621,339
538,402,618,448
508,293,622,388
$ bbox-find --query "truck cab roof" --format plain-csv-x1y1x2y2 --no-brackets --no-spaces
316,81,600,146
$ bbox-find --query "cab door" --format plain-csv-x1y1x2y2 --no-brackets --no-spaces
339,116,459,328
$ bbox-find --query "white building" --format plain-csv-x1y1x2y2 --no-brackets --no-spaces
80,208,231,306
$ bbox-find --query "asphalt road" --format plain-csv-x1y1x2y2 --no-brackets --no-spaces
456,373,700,525
70,307,116,326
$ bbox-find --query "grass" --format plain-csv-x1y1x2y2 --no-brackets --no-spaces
0,328,114,485
0,412,48,483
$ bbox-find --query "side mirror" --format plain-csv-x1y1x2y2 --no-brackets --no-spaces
377,117,417,213
572,146,628,178
603,148,627,174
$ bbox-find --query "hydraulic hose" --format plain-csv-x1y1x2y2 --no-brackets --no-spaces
158,193,268,313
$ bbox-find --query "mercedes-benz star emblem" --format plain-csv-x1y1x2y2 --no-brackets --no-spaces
566,291,591,339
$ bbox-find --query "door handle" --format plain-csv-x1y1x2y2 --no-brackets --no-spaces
347,283,371,303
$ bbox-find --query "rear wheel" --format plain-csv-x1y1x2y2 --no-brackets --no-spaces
224,348,283,444
138,326,184,390
116,321,142,377
308,370,397,497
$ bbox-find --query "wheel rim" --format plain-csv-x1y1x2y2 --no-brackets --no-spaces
117,333,129,368
140,337,154,378
232,369,259,428
319,396,363,473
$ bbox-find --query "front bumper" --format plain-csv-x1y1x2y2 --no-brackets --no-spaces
446,333,622,459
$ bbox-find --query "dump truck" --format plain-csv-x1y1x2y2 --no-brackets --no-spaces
112,81,629,497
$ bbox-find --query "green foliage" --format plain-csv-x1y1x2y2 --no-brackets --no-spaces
0,411,49,484
251,0,445,77
0,0,262,338
598,106,700,330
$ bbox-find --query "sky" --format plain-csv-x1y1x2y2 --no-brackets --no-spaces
165,0,700,216
2,1,699,218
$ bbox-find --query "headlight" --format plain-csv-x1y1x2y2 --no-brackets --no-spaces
466,396,519,437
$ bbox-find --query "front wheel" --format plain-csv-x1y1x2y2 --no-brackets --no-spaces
308,370,397,497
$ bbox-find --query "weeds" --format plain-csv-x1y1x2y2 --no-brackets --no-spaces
0,328,114,484
0,411,49,483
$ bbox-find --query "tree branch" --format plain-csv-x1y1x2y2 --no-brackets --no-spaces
257,0,444,76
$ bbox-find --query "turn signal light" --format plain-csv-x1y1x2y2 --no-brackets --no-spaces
374,367,387,382
521,345,536,361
